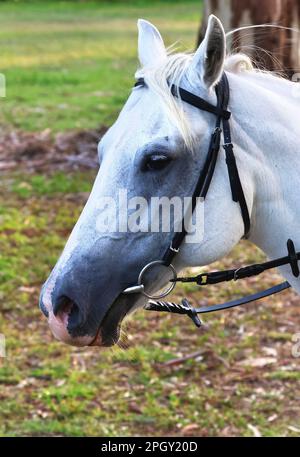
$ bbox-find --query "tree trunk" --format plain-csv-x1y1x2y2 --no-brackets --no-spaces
197,0,300,76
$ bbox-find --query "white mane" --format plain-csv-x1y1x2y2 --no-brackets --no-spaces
136,49,287,150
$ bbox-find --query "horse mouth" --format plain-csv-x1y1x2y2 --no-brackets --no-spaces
89,294,143,347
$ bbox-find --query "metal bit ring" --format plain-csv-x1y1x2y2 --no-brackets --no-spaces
138,260,177,299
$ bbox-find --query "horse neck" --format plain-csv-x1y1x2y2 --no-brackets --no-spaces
227,71,300,287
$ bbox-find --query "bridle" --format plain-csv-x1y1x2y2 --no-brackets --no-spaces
123,72,300,327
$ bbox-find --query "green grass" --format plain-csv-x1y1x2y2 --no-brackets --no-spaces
1,0,300,438
1,171,300,437
12,172,93,198
0,0,200,131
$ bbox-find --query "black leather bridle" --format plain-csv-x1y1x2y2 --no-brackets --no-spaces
123,73,300,327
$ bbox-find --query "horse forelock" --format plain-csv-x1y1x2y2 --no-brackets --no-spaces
134,47,257,150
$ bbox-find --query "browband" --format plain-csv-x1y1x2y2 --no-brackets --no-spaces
135,77,231,120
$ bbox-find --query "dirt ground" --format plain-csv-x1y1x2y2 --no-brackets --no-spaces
0,131,300,436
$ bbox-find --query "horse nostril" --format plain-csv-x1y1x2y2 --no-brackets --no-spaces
53,295,81,328
53,295,72,316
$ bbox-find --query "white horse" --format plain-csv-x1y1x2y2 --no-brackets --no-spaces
39,15,300,347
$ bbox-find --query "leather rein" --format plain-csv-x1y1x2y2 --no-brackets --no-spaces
123,73,300,328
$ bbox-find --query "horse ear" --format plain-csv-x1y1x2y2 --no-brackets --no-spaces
137,19,167,67
190,15,226,89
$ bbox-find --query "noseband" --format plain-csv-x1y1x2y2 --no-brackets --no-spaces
123,73,300,327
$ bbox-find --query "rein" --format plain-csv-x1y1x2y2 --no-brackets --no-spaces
123,73,300,327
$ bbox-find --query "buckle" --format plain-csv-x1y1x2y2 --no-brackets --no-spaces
223,142,233,150
233,268,242,281
198,274,208,285
169,243,180,253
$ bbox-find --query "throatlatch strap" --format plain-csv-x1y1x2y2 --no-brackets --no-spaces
224,143,251,237
220,74,251,238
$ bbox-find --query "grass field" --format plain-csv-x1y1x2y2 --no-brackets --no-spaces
0,0,200,131
0,0,300,437
1,171,300,437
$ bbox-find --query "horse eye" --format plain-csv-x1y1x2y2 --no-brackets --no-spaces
143,154,172,172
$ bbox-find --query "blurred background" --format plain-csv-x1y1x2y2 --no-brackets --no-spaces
0,0,300,437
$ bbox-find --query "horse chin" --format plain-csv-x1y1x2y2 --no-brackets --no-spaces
89,294,145,347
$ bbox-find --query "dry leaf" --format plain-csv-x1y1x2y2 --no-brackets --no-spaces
238,357,277,367
247,424,261,437
262,346,278,357
287,425,300,433
181,424,199,434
